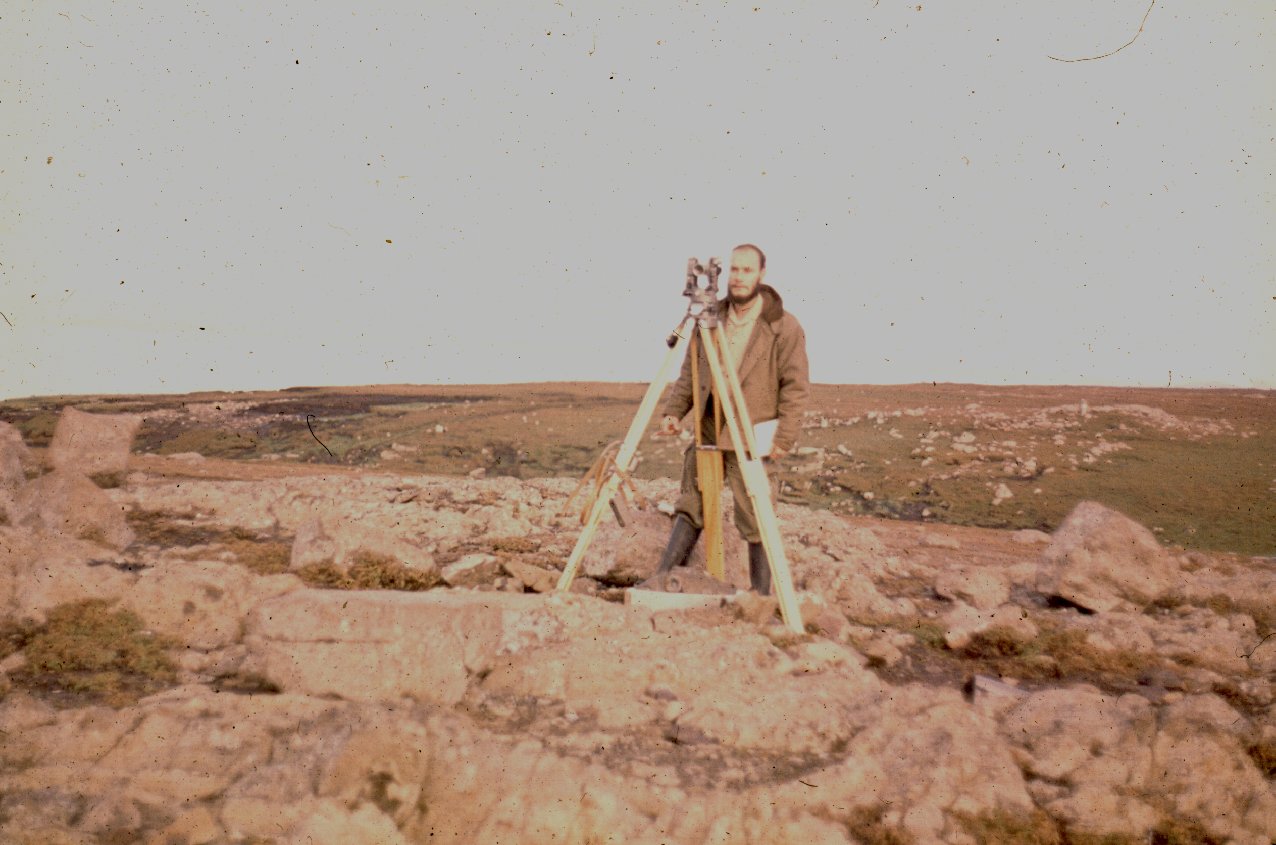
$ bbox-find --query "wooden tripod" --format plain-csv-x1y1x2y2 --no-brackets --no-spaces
555,315,805,633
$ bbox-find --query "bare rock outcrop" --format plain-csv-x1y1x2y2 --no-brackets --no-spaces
942,601,1038,650
584,508,689,586
3,466,1273,844
1002,686,1276,844
9,469,134,549
48,406,142,477
290,512,438,575
123,559,301,651
1003,686,1162,836
1153,695,1276,844
441,553,501,587
0,421,31,492
4,529,136,625
778,684,1036,843
934,564,1010,610
1037,501,1183,612
242,590,571,704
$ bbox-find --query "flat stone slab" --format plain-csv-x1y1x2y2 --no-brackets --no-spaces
624,589,738,611
243,590,569,704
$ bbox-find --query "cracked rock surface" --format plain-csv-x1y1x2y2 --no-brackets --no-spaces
1,452,1273,844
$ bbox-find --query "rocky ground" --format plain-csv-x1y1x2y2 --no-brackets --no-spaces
0,409,1273,844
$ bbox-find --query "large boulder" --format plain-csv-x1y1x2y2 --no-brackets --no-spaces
1149,607,1259,675
1002,687,1276,843
1153,695,1276,844
482,618,881,744
777,685,1035,844
583,506,750,588
10,469,134,549
122,560,301,651
241,590,567,704
583,508,680,586
1037,501,1182,612
47,407,142,477
0,421,31,492
8,533,137,624
1002,686,1161,837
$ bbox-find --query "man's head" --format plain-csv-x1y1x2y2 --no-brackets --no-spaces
728,244,767,307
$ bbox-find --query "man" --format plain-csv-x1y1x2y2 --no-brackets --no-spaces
655,243,810,595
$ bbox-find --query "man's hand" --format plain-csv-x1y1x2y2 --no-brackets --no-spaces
659,415,681,436
763,444,794,462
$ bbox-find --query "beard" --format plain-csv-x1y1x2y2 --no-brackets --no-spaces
728,284,760,306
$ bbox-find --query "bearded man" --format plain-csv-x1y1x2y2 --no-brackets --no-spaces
655,243,810,595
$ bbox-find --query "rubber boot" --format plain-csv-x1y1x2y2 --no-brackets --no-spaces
748,542,772,596
654,515,701,588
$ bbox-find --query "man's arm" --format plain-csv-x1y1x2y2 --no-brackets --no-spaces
770,317,810,455
660,342,697,424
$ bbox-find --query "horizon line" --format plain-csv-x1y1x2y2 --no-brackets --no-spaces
4,379,1272,404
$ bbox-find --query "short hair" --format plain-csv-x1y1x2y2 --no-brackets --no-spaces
732,243,766,270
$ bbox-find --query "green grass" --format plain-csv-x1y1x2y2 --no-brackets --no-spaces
11,410,59,446
155,427,262,456
12,599,178,707
903,616,1161,691
6,384,1272,554
1148,591,1276,638
1045,432,1276,555
296,551,442,591
223,534,293,575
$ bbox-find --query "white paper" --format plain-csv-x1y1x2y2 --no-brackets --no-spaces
753,419,778,458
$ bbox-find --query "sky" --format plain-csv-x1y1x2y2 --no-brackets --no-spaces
2,1,1273,398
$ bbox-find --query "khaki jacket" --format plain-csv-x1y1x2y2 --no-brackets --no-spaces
662,284,810,454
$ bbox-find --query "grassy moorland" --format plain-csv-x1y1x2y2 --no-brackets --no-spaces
3,382,1273,556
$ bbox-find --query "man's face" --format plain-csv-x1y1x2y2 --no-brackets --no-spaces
727,248,765,306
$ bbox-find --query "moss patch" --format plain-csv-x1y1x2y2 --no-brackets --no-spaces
13,599,178,707
957,809,1062,844
1146,817,1226,844
845,805,915,845
297,551,441,591
89,471,125,489
155,427,260,457
1247,739,1276,779
961,626,1031,659
222,533,292,576
890,614,1163,694
126,508,215,547
1149,591,1276,638
490,536,539,554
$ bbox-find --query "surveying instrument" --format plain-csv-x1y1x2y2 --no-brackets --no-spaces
555,257,805,633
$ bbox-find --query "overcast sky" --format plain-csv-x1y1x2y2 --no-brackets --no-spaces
2,1,1273,398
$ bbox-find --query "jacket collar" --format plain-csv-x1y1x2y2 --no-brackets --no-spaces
710,284,784,384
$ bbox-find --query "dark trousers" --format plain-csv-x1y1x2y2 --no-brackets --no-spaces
673,447,765,543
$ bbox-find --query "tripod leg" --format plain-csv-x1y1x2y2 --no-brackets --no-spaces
697,325,805,633
556,317,694,592
696,447,726,580
690,337,726,581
